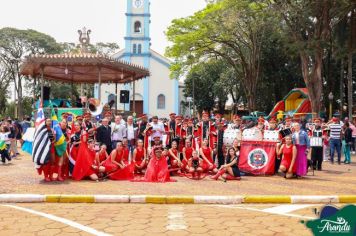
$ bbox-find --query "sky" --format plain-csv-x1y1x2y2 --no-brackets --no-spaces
0,0,207,56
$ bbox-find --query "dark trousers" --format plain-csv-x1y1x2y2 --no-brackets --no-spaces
351,137,356,152
275,156,281,173
311,147,323,170
0,149,11,163
330,138,341,163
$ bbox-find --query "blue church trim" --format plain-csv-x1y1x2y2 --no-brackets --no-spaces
126,13,151,17
151,54,170,68
124,36,151,41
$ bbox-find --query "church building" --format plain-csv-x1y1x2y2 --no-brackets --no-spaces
99,0,179,117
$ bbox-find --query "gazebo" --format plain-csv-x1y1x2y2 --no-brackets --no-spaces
20,28,150,114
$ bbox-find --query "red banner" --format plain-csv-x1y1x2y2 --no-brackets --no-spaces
239,141,277,175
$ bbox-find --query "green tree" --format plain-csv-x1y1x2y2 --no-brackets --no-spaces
0,27,61,119
166,0,272,112
273,0,355,116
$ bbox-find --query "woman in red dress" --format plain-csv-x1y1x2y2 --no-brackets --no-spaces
72,133,100,181
181,138,193,172
199,139,218,174
168,140,183,173
276,135,297,178
92,144,108,176
144,147,173,182
102,142,134,180
133,139,148,174
211,148,241,181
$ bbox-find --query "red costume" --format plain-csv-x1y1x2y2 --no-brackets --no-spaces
102,151,134,180
72,135,96,181
144,150,173,182
281,144,296,173
200,146,216,171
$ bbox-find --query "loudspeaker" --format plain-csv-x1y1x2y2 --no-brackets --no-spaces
120,90,129,103
43,86,50,100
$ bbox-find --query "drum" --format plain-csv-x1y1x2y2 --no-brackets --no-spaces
310,137,323,147
279,128,292,138
263,130,280,142
242,128,263,141
223,129,242,147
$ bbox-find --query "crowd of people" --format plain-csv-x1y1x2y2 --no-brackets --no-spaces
0,110,353,183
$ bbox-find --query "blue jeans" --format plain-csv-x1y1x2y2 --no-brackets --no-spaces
330,138,341,163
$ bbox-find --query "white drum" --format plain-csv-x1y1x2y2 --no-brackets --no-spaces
223,129,242,147
263,130,280,142
242,128,263,141
310,137,323,147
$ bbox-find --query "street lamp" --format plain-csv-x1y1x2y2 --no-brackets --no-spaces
328,92,334,119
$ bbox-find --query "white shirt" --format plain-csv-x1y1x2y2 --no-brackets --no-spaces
0,132,10,145
150,122,165,133
126,123,135,140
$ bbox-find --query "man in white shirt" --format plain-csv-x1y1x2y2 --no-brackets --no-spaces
126,116,137,153
111,116,126,150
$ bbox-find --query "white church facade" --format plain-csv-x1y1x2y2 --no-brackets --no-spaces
98,0,179,117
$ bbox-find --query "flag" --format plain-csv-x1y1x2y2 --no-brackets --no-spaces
32,105,51,166
239,141,276,175
0,141,6,151
51,106,67,157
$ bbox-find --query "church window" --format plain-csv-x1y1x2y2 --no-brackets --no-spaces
157,94,165,109
138,44,142,54
133,44,137,54
134,21,142,33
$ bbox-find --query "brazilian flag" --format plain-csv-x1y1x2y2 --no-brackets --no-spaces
0,141,6,151
51,106,67,157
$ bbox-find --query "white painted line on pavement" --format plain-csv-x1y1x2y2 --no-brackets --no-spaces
166,206,187,231
262,204,314,214
2,204,112,236
213,205,317,220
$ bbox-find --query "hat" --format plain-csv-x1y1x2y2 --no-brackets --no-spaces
139,114,147,119
258,117,265,123
313,117,322,123
285,116,292,122
269,117,277,123
233,115,241,121
169,113,176,117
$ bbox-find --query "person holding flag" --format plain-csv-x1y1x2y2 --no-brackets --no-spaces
50,107,68,181
32,104,52,182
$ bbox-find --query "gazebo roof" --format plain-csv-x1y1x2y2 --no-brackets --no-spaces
20,53,150,84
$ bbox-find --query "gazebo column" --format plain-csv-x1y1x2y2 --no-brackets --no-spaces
40,66,44,105
132,77,136,114
98,66,102,101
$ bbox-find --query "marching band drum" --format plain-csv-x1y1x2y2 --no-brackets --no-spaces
242,128,263,141
223,129,242,147
263,130,280,142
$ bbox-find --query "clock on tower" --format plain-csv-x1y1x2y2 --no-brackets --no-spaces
133,0,143,8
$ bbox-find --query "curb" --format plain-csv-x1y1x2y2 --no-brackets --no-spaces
0,194,355,204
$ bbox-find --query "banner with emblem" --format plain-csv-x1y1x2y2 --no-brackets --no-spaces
239,141,276,175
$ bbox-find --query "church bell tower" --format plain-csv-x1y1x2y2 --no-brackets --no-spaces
124,0,151,60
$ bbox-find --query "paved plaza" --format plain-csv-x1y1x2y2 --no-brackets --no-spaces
0,203,332,236
0,152,355,196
